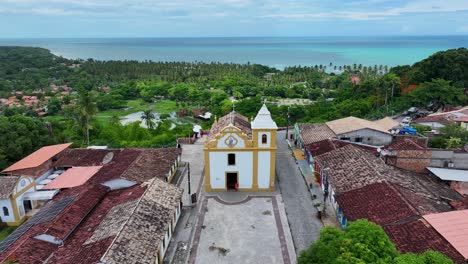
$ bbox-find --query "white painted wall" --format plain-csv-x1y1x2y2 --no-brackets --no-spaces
257,131,272,148
216,133,246,148
416,122,445,129
0,199,14,223
257,151,271,188
209,151,253,189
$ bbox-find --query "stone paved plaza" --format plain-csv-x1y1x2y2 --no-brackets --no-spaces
190,194,296,264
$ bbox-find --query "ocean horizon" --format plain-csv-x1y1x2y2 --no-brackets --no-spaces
1,36,467,69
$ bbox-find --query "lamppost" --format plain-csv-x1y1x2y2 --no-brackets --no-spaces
285,106,291,140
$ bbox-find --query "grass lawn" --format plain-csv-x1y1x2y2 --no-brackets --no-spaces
0,226,17,241
154,100,178,114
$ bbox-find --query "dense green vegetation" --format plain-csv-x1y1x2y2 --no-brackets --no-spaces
0,115,59,169
298,220,453,264
0,46,467,169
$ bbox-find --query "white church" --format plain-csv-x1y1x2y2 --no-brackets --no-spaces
204,104,278,191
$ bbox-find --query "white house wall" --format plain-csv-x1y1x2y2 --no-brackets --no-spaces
416,122,445,129
336,128,392,146
257,151,271,188
209,151,253,189
216,133,246,148
0,199,14,222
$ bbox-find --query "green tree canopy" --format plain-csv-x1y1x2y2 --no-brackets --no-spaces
298,220,453,264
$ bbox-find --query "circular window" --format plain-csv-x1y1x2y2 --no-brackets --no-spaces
20,179,27,187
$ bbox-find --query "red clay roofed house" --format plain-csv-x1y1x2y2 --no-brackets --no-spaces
2,143,72,178
423,210,468,263
0,147,183,264
382,139,432,173
384,219,466,263
412,115,451,130
44,166,102,190
334,182,419,226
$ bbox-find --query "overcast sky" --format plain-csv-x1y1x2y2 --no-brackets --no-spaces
1,0,468,38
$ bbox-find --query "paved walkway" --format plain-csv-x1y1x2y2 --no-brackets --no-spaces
189,193,296,264
293,148,339,228
164,138,206,264
179,138,206,206
276,131,323,254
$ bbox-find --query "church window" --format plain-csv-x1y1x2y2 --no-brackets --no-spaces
228,153,236,165
262,134,268,144
3,207,9,216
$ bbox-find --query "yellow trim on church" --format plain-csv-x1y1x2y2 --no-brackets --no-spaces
204,126,277,192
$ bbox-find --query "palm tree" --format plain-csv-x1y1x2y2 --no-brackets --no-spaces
141,109,156,129
77,91,98,146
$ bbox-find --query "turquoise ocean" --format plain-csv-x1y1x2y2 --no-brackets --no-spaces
0,36,467,69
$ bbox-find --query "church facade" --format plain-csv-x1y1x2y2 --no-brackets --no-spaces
204,105,278,192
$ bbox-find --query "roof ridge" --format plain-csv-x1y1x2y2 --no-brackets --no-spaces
100,178,150,261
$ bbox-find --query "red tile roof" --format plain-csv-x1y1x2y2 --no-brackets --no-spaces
298,123,336,145
412,115,451,125
450,197,468,210
0,147,182,263
335,182,418,225
424,210,468,259
2,143,72,173
44,166,102,190
53,149,113,167
385,139,426,150
209,112,252,140
384,220,465,263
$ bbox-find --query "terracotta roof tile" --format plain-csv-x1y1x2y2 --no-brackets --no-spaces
0,147,182,264
2,143,71,172
385,139,425,150
315,145,385,194
384,219,465,263
0,176,19,199
298,123,336,145
326,116,390,135
44,166,102,190
412,115,451,125
209,112,251,140
335,182,418,225
120,148,181,183
424,210,468,259
101,178,183,264
53,149,113,167
315,145,460,213
450,197,468,210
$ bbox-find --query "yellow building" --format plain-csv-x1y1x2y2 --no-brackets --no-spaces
0,176,37,226
204,104,278,191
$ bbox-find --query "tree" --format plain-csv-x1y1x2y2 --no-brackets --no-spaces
0,115,58,170
141,109,156,129
446,137,463,149
407,79,466,107
298,220,453,264
76,90,98,145
46,97,61,115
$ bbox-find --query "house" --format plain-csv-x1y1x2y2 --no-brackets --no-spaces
313,144,464,263
314,145,461,225
326,116,395,145
0,176,37,226
384,219,465,263
426,167,468,196
412,115,451,130
2,143,72,179
204,104,278,191
423,210,468,262
0,147,183,264
293,123,336,163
